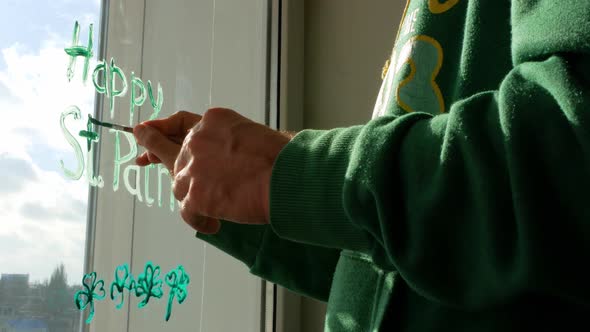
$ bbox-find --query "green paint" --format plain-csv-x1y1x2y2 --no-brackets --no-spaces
112,130,122,191
82,116,99,151
164,265,190,321
61,20,174,212
86,144,105,188
110,264,135,310
158,164,176,212
123,165,143,202
64,21,93,83
111,130,137,192
130,72,147,126
109,58,128,120
147,80,163,120
144,164,156,207
59,106,84,180
75,264,190,323
74,272,106,324
135,262,164,308
79,130,98,141
92,60,107,94
79,117,104,188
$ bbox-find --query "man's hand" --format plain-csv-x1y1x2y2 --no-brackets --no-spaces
133,108,292,234
135,110,200,170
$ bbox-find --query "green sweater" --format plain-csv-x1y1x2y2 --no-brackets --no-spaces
198,0,590,330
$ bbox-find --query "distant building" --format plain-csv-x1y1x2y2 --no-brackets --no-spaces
5,319,48,332
0,320,8,332
0,275,29,294
0,273,79,332
0,274,29,306
0,274,30,332
0,275,29,285
0,306,15,318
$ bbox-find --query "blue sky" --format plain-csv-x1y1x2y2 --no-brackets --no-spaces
0,0,100,70
0,0,101,284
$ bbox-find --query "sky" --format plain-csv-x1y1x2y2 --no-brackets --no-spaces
0,0,101,284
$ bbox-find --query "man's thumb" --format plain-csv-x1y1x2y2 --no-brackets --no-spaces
134,124,181,172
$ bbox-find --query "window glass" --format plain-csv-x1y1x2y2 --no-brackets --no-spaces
0,1,101,331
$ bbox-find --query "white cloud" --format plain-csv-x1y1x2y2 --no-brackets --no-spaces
20,197,86,223
0,37,95,284
0,154,37,192
0,40,97,154
0,154,89,284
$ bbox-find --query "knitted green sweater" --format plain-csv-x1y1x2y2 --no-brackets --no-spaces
198,0,590,330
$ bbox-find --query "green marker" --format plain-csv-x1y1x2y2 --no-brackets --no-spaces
89,115,134,133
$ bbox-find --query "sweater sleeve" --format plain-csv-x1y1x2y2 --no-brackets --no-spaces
269,1,590,309
196,221,340,302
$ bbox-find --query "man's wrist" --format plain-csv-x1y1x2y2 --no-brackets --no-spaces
263,130,295,224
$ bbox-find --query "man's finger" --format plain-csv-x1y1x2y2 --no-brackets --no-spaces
179,205,220,234
136,151,162,166
136,152,150,166
179,191,222,234
146,152,161,164
134,124,181,171
172,168,191,202
142,111,202,137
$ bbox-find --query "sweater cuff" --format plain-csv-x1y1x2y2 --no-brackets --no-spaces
196,221,268,268
269,128,373,251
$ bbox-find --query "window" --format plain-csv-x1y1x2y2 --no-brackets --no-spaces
2,0,276,331
0,1,101,332
89,1,272,331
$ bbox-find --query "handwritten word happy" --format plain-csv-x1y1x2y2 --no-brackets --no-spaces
60,21,174,211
